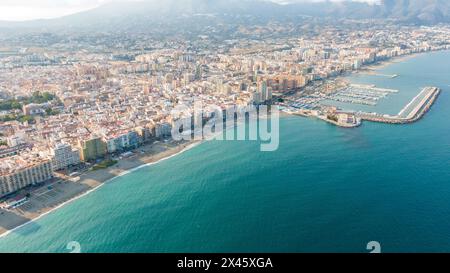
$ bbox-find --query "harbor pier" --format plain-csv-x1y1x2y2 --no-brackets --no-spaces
356,87,440,124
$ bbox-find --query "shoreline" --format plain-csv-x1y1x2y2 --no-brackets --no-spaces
1,50,447,238
0,140,200,238
334,50,435,83
282,50,447,127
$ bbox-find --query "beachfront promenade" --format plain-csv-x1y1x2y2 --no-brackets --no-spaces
356,87,440,124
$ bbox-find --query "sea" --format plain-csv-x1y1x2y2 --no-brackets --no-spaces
1,50,450,253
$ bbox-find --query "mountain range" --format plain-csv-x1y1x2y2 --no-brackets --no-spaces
1,0,450,31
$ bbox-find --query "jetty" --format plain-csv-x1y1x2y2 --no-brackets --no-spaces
359,72,399,78
281,86,440,128
356,87,440,124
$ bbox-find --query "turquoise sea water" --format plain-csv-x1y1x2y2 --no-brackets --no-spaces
323,52,449,115
1,51,450,253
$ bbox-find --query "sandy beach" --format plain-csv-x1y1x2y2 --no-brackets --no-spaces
357,51,427,72
317,51,434,94
0,140,198,237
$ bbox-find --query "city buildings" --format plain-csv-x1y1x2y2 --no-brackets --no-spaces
0,157,53,198
78,136,107,162
0,21,450,198
105,131,140,154
50,143,81,171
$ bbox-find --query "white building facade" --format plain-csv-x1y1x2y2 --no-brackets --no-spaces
0,160,53,197
50,143,81,171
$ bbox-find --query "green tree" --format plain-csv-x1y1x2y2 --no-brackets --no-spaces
27,91,55,104
10,101,22,109
0,100,22,111
45,108,60,116
19,115,34,123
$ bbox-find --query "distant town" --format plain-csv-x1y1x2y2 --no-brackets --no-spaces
1,21,450,220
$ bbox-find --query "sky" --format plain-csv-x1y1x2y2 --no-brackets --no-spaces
0,0,378,21
0,0,109,21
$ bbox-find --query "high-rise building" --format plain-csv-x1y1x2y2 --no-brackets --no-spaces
155,123,172,139
50,143,81,171
78,136,107,162
260,81,268,101
105,131,140,154
252,91,262,105
134,127,153,143
267,87,273,101
195,65,202,80
0,158,53,198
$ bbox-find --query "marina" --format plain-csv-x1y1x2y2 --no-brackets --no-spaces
280,85,440,128
326,84,399,106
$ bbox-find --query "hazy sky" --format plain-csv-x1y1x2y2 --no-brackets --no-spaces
0,0,379,21
0,0,108,21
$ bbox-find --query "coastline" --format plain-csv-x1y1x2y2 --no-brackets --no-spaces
1,50,447,239
334,51,432,83
282,50,446,127
362,52,421,70
0,140,200,238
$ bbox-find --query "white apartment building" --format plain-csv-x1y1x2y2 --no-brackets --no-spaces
0,158,53,197
50,143,81,171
